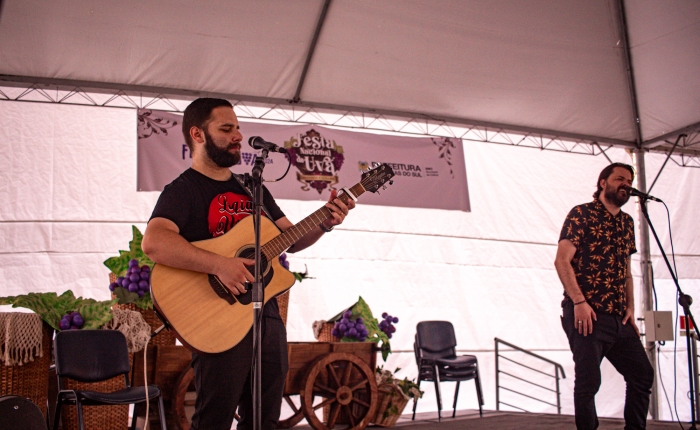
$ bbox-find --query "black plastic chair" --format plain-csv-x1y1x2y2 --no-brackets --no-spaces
412,321,483,421
52,330,166,430
0,395,47,430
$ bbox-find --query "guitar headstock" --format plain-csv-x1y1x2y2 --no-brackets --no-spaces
361,163,395,193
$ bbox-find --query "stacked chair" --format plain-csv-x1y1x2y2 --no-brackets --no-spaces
412,320,483,421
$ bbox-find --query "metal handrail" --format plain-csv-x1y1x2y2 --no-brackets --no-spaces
495,337,567,414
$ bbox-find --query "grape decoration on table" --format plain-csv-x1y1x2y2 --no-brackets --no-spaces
58,311,85,331
378,312,399,339
109,259,151,298
332,310,370,341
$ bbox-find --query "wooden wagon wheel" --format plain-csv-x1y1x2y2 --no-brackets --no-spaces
173,366,241,430
300,352,378,430
173,366,196,430
277,394,306,428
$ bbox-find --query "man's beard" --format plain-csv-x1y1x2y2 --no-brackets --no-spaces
204,130,240,168
603,183,630,207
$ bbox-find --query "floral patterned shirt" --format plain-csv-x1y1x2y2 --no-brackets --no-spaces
559,199,637,315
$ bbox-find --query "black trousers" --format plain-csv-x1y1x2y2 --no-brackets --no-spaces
190,317,289,430
562,303,654,430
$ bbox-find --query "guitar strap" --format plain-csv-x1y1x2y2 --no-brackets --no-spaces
231,173,273,219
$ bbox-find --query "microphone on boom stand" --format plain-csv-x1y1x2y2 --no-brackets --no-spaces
626,186,663,202
248,136,287,154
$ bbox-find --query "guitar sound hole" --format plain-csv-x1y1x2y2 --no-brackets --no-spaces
235,248,271,305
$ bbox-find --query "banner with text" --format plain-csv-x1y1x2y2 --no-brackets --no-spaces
137,109,470,211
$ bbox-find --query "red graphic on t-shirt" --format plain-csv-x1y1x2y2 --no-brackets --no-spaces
208,192,254,237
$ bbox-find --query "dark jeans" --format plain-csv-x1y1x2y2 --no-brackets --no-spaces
190,317,289,430
562,303,654,430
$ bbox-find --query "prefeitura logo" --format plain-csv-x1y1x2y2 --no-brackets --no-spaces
284,129,344,193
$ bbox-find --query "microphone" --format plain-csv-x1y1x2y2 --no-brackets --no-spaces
626,187,663,202
248,136,287,154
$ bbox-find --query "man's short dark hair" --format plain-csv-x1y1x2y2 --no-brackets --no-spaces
593,162,635,200
182,98,233,152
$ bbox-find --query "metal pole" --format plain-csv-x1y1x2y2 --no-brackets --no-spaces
495,338,500,411
555,367,561,415
694,334,700,420
632,148,659,419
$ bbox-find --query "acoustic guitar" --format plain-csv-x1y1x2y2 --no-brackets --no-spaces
150,163,395,353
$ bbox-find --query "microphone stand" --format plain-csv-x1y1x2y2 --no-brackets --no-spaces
246,149,268,430
639,197,699,428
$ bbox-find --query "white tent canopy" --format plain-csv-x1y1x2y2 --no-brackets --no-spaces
1,0,700,423
1,0,699,153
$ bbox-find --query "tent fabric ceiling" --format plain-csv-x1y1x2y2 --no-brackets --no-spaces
0,0,698,149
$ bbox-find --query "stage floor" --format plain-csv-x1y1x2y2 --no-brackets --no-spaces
292,409,684,429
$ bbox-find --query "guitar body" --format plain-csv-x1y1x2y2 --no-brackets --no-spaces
149,163,396,354
150,215,296,354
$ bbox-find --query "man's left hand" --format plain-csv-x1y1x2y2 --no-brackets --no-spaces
321,189,355,230
622,307,640,337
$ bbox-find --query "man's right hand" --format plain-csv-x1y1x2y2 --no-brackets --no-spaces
215,257,255,295
574,301,597,336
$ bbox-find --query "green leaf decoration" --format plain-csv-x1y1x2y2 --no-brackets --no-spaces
113,287,140,305
292,271,314,283
0,296,16,306
133,292,154,310
0,291,115,331
103,251,131,277
78,300,117,330
103,226,154,277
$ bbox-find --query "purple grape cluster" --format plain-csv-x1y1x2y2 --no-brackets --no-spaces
109,259,151,297
59,311,84,331
379,312,398,339
332,311,369,341
279,253,290,270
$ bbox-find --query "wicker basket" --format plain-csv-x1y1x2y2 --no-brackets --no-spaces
109,272,177,347
61,376,129,430
277,290,290,327
370,383,409,427
0,320,52,418
316,322,341,342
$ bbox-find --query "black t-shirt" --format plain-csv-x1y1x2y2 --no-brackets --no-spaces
150,168,286,318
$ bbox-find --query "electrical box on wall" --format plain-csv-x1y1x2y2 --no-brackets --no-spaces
644,311,674,342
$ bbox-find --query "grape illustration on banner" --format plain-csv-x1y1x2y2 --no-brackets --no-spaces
284,129,345,193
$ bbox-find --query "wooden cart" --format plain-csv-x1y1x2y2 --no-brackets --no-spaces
170,341,378,430
277,341,378,430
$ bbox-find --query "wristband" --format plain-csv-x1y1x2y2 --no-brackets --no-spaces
573,299,586,306
320,223,334,233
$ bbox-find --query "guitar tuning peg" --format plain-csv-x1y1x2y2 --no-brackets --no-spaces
382,185,387,190
389,180,394,185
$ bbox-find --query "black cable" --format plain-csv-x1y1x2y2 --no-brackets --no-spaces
660,200,691,426
263,153,293,183
658,346,684,430
674,292,682,425
651,262,678,426
663,201,680,280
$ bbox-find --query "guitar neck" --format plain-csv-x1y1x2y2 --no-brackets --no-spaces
262,182,366,259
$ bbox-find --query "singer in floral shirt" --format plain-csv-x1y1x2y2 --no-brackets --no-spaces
559,198,636,315
554,162,653,430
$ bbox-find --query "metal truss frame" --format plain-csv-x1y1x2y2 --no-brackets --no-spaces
1,78,698,167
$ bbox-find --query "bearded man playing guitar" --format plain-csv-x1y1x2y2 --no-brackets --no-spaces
142,98,354,430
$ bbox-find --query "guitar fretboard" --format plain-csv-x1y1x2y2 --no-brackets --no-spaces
262,182,366,259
